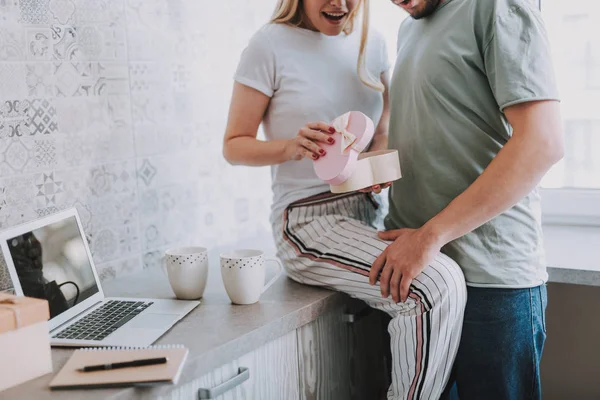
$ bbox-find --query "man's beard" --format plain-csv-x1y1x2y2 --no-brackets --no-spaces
412,0,442,20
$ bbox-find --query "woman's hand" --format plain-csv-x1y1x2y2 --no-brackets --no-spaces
359,182,392,194
285,122,337,161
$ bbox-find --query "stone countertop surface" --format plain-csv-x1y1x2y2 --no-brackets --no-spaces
547,266,600,287
1,258,347,400
2,246,598,400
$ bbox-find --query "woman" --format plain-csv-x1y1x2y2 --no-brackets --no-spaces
223,1,466,399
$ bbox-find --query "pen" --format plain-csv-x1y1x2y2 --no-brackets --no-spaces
78,357,168,372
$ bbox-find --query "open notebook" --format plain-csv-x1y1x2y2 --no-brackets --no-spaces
50,345,188,390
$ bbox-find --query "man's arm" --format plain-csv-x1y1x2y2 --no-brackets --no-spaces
369,100,564,303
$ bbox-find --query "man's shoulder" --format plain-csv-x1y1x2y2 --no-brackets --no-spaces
471,0,540,22
470,0,544,50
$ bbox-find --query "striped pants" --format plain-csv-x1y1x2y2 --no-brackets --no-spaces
273,192,467,400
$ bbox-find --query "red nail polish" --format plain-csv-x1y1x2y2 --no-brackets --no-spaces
313,154,319,160
328,138,334,144
329,127,336,133
319,149,326,155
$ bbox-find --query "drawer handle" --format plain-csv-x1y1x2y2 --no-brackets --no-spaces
197,367,250,399
343,307,372,323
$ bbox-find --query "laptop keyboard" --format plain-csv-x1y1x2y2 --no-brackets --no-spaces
53,300,153,341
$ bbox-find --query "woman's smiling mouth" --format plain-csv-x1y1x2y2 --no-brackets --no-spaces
322,11,348,23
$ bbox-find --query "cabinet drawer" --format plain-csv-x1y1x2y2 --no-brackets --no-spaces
159,331,299,400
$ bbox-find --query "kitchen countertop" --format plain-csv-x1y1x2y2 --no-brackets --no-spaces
2,238,599,400
1,259,348,400
547,267,600,287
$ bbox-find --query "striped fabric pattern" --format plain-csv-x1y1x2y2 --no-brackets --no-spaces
273,192,467,400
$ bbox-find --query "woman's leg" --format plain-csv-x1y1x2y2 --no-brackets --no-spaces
275,193,467,400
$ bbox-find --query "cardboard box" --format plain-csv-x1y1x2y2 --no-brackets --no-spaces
0,293,52,392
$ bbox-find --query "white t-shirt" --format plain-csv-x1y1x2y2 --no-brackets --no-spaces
234,23,389,224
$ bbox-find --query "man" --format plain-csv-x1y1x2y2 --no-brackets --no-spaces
370,0,564,398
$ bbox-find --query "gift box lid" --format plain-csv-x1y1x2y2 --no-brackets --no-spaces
313,111,375,186
0,293,50,334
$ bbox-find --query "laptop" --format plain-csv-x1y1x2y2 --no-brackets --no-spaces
0,208,199,347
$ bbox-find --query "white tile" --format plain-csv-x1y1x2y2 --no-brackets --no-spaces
48,0,75,24
0,63,27,101
0,26,26,61
0,0,21,25
73,0,125,27
25,62,55,96
19,0,50,25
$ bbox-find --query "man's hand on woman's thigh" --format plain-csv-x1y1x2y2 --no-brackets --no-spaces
370,227,443,303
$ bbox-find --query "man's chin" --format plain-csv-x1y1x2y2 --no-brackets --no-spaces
407,0,441,20
410,11,427,20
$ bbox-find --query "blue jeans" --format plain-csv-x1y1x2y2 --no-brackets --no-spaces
442,285,548,400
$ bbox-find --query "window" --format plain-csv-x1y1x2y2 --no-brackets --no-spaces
541,1,600,190
540,1,600,224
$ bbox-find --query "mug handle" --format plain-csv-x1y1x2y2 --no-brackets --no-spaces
261,257,284,294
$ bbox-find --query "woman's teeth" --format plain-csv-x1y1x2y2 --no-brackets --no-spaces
322,11,347,21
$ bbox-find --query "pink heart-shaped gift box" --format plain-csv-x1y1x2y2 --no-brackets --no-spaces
313,111,375,185
313,111,402,193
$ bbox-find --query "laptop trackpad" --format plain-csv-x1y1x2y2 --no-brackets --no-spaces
129,313,177,329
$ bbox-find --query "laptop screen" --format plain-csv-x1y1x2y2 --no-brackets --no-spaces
6,216,99,319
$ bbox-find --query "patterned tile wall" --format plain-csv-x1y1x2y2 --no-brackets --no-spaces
0,0,275,291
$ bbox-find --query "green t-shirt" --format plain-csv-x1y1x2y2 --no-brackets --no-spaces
385,0,560,287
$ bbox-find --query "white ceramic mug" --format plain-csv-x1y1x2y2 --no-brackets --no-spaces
165,246,209,300
220,250,283,305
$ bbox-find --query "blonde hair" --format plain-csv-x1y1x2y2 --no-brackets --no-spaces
271,0,384,92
